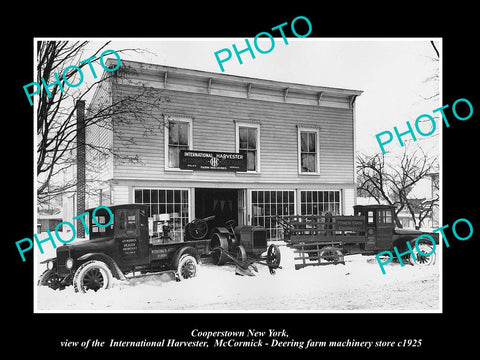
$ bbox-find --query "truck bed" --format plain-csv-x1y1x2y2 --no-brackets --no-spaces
149,238,210,261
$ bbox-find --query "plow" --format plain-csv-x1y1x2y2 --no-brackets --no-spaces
211,242,282,276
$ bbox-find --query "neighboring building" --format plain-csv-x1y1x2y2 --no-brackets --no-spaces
83,60,362,240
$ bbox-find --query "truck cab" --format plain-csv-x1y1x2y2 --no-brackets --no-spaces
353,204,438,255
353,204,396,252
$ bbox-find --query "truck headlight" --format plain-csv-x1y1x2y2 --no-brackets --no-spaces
47,260,54,270
66,258,74,270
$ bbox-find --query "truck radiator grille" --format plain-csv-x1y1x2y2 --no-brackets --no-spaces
253,231,267,248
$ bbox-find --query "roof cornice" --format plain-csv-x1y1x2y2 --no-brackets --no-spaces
108,59,363,108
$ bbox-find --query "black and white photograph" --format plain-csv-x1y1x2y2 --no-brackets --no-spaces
33,38,442,313
7,7,478,355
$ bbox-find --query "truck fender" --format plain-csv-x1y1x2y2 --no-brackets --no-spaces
392,236,416,252
172,246,199,269
77,253,126,281
40,257,56,264
393,232,439,252
212,227,231,236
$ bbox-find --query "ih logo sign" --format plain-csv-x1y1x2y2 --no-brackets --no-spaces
209,156,220,168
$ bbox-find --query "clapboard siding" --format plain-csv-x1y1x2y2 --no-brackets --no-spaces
112,185,129,204
86,79,113,183
343,188,356,215
110,83,354,185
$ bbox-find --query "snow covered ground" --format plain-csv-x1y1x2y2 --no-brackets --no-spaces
35,242,440,313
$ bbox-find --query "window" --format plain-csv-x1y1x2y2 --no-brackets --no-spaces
300,190,341,215
164,116,192,170
367,211,374,223
115,209,138,238
378,210,393,224
251,190,295,240
236,122,260,172
89,207,114,239
298,128,320,174
134,188,190,241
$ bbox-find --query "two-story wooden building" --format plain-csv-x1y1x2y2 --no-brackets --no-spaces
83,59,362,241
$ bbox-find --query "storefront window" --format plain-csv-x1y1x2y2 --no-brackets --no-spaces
134,189,189,241
300,190,340,215
251,190,295,240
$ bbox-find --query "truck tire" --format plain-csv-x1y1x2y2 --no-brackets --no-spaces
73,260,113,293
267,244,281,268
176,254,198,280
409,240,436,266
38,269,61,290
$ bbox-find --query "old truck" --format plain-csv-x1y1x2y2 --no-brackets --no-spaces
38,204,280,293
38,204,211,293
274,204,438,270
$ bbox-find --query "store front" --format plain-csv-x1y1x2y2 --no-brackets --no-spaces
131,186,343,241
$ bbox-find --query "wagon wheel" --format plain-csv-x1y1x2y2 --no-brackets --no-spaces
319,247,339,263
188,219,209,240
266,244,281,269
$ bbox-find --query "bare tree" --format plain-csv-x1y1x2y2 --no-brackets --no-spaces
357,145,438,228
36,41,169,206
405,173,439,229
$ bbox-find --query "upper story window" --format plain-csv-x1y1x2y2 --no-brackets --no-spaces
164,115,193,170
298,127,320,174
236,122,260,172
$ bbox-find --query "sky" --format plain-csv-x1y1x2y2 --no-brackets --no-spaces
80,38,440,156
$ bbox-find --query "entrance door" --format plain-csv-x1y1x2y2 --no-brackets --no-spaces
195,188,238,229
237,189,246,226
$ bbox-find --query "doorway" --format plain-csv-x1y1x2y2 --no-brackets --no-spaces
195,188,239,230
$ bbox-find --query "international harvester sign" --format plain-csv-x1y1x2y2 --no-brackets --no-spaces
179,150,247,172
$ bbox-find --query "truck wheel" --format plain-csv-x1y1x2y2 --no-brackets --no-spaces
38,269,61,290
409,241,436,266
73,260,113,293
177,254,198,280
